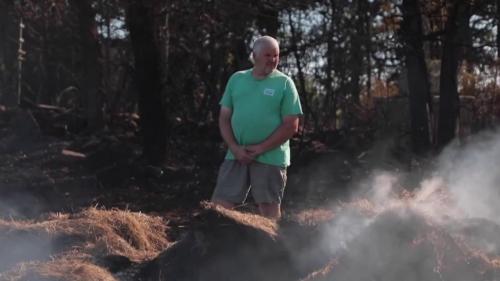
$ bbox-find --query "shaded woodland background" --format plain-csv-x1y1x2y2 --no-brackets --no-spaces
1,0,500,213
2,2,500,280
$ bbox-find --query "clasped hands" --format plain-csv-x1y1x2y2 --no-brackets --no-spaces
230,144,265,164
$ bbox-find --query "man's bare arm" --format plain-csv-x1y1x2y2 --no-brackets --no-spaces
246,115,300,157
219,107,254,164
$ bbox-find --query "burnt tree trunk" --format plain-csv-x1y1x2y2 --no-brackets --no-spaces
349,40,362,105
323,0,337,129
37,16,57,105
126,0,167,165
287,10,318,132
401,0,432,154
256,4,280,37
232,35,252,72
71,0,103,130
437,1,471,147
0,1,15,105
497,0,500,58
349,0,368,105
365,0,372,99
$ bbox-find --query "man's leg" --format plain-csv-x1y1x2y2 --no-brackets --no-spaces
250,162,287,219
212,199,235,209
258,203,281,219
211,160,250,209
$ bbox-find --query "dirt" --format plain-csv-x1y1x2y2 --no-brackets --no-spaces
0,109,217,219
0,107,376,220
8,107,489,281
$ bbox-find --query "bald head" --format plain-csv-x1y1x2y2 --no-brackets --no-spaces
252,36,280,57
250,36,280,77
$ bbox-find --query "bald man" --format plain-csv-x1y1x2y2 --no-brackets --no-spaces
211,36,303,219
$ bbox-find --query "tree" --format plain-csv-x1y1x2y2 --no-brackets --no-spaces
348,0,371,105
437,1,471,147
401,0,432,154
322,0,338,131
256,2,280,36
70,0,103,130
126,0,168,165
497,0,500,58
287,9,319,132
0,0,16,105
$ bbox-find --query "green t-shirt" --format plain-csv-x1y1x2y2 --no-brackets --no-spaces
220,69,303,167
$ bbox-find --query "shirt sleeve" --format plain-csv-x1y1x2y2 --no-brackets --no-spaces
281,77,303,117
219,74,235,109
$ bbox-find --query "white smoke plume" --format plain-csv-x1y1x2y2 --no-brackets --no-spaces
437,131,500,222
312,130,500,280
342,129,500,226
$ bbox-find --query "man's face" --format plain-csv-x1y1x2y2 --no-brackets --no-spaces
254,43,279,75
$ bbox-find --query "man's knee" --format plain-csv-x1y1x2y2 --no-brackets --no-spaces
258,203,281,219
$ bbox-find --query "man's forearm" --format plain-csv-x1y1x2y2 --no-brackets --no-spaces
219,116,239,151
219,112,254,164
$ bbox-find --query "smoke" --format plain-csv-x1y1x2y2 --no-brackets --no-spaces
0,194,53,272
0,192,45,219
437,131,500,222
0,228,53,272
306,130,500,280
328,130,500,231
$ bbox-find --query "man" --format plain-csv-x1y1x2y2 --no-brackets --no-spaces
211,35,303,219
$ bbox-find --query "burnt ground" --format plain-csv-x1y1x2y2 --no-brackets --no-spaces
0,108,220,219
3,108,500,281
0,107,412,221
0,106,423,250
0,107,384,278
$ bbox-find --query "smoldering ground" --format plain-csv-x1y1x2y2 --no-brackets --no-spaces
299,129,500,281
135,131,500,281
2,128,500,281
438,131,500,222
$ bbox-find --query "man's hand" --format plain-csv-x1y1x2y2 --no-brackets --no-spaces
244,116,300,159
246,144,265,158
219,107,254,164
219,107,252,164
230,144,254,164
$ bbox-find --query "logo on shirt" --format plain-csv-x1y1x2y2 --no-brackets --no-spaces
263,88,275,96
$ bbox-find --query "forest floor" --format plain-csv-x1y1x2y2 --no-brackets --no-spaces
0,106,414,220
6,107,490,281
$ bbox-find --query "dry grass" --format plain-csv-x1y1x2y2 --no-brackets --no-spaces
0,207,170,263
1,259,117,281
71,208,170,261
200,201,278,238
300,259,338,281
291,208,336,226
339,198,380,215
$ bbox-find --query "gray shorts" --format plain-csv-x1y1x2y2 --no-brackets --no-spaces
211,160,287,204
